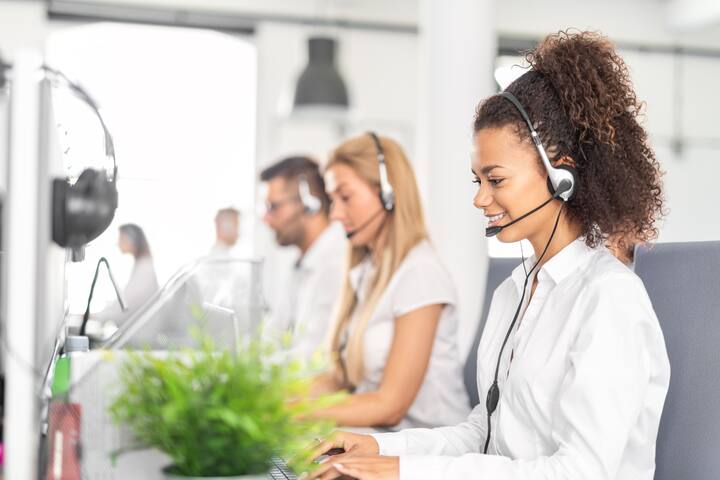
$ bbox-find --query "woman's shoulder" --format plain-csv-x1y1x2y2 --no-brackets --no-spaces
574,248,658,325
388,240,457,295
386,239,459,313
395,239,452,278
583,248,647,293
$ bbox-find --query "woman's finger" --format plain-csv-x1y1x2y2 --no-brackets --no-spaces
318,465,344,480
309,439,340,461
335,463,366,479
305,460,335,479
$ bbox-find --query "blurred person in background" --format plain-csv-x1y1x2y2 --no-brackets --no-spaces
210,207,241,257
261,156,346,361
308,133,470,430
98,223,159,327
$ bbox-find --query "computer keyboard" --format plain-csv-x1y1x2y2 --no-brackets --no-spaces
269,457,297,480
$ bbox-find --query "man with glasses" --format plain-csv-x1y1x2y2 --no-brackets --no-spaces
260,156,346,361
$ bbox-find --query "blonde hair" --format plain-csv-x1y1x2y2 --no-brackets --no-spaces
327,133,428,387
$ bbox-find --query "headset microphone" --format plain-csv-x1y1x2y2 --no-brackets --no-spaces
485,180,572,237
345,208,385,239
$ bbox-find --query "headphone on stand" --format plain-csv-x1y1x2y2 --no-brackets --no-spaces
482,90,578,454
43,66,118,258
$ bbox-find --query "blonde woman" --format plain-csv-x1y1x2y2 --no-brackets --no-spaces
311,132,470,430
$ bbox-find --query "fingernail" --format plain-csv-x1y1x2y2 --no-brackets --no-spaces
319,457,329,464
335,463,345,470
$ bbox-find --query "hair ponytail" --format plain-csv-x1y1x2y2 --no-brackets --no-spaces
527,30,642,149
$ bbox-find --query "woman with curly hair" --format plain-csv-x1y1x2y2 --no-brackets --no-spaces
310,30,670,480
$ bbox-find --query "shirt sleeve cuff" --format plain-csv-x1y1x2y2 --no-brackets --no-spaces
370,432,407,456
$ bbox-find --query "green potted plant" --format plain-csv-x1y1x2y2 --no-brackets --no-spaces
109,334,339,479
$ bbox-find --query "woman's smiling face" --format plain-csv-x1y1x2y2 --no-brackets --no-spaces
471,125,563,245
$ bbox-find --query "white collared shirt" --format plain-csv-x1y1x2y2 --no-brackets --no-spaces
372,238,670,479
269,223,346,361
345,240,471,429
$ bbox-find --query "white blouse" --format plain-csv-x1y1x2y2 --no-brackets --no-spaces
372,238,670,479
345,240,470,430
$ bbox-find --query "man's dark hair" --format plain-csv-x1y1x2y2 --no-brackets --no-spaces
260,156,331,215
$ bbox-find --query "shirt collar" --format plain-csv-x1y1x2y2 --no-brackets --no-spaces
510,237,596,293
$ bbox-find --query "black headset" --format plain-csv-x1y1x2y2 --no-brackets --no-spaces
482,91,578,454
44,66,118,253
367,131,395,212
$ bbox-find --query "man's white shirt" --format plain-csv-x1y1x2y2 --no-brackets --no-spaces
269,223,346,361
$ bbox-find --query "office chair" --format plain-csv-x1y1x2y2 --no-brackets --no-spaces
634,241,720,480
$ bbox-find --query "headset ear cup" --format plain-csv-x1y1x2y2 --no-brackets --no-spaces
381,191,395,212
546,164,578,202
304,196,321,215
556,164,579,201
51,169,118,249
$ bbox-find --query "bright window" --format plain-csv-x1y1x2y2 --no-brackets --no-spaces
46,22,257,314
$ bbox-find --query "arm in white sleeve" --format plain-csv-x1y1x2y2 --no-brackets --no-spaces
371,400,488,456
390,276,663,480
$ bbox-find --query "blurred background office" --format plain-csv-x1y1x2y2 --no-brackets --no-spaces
0,0,719,478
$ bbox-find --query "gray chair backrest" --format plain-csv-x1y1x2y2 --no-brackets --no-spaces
464,257,519,407
634,241,720,480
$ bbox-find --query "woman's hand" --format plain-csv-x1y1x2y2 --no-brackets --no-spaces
306,431,381,479
309,456,399,480
310,430,379,461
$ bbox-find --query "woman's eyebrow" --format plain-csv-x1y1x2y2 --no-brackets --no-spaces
480,164,504,175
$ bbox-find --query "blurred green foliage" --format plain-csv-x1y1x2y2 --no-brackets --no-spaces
109,332,342,477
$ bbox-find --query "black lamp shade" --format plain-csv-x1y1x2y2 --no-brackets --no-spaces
293,37,349,109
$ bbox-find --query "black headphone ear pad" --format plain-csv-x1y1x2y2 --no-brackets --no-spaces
52,178,69,247
545,164,579,201
556,164,579,201
52,169,118,249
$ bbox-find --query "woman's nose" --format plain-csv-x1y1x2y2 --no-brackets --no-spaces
329,200,343,222
473,184,493,210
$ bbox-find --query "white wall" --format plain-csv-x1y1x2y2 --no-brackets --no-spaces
621,49,720,243
497,0,720,48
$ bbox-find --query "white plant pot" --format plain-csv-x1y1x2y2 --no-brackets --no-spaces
162,466,269,479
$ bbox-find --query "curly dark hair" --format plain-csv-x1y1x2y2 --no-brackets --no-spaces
474,30,665,250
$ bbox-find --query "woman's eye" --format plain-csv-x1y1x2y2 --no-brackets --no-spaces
489,178,504,186
472,178,481,185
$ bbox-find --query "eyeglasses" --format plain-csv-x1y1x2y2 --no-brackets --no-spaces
264,197,300,214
